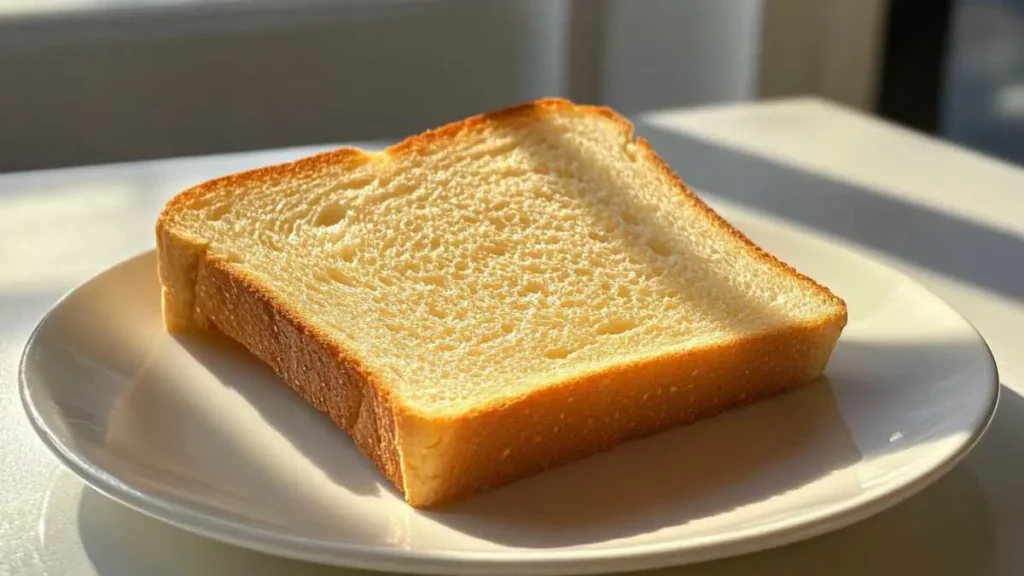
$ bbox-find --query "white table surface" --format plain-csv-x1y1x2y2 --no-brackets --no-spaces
3,98,1023,575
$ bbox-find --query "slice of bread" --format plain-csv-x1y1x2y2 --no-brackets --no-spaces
156,98,847,508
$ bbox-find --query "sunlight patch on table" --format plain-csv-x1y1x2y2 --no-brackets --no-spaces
0,185,143,293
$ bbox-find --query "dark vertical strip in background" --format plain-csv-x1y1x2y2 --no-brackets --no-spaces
566,0,605,105
876,0,955,134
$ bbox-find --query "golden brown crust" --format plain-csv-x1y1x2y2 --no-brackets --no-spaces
417,319,844,507
194,257,406,492
159,148,375,220
159,96,845,322
156,97,848,508
633,135,848,318
157,224,406,494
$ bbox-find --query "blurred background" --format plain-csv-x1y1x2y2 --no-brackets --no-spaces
0,0,1021,172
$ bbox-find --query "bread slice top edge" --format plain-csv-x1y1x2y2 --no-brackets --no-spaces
157,97,848,420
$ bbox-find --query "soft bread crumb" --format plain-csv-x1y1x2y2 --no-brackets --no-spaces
156,98,847,507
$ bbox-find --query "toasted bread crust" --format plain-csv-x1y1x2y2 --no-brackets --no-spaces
156,97,848,507
161,98,846,320
420,320,843,506
183,239,406,492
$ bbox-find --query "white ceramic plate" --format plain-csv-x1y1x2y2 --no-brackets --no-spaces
21,203,998,575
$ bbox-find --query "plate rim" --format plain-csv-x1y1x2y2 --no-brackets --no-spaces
20,245,1001,575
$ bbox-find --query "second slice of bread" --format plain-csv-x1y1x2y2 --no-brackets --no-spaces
156,98,847,507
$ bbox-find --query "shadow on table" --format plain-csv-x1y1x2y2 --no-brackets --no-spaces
172,330,387,498
75,487,355,576
637,123,1024,304
75,383,1024,576
654,383,1024,576
421,330,989,550
426,379,859,548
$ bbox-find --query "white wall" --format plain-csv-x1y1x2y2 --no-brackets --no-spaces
0,0,772,171
599,0,763,114
757,0,888,110
0,0,571,171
